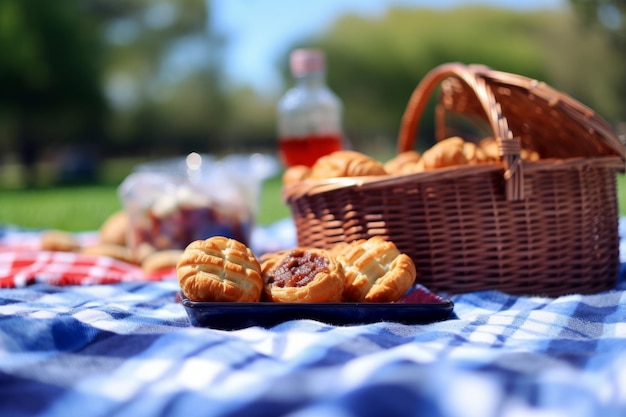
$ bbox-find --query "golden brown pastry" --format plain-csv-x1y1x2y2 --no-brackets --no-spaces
396,160,425,174
142,249,184,275
384,150,421,175
522,149,540,161
309,150,387,179
99,210,129,246
261,248,345,303
135,242,157,264
176,236,263,302
80,243,137,264
478,137,500,162
282,165,311,185
479,137,540,162
418,136,468,170
462,142,489,164
333,236,416,303
40,230,80,252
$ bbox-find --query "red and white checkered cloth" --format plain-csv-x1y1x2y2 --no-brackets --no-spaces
0,230,174,288
0,219,297,288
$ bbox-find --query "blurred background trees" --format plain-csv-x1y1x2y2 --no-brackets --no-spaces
0,0,624,187
0,0,105,185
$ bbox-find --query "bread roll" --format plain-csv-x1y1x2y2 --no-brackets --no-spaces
282,165,311,184
309,150,387,179
81,243,137,264
418,136,468,170
332,236,416,303
40,230,80,252
177,236,263,302
99,210,129,246
384,150,421,175
142,249,184,275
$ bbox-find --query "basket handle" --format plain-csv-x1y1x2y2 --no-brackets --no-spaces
397,62,524,201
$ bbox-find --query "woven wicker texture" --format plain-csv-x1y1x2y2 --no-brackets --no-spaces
285,63,626,296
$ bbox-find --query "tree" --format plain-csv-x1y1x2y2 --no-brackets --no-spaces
569,0,626,122
95,0,228,155
0,0,228,186
0,0,105,185
278,6,625,155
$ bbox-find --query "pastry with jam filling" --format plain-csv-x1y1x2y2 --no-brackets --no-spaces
260,248,345,303
331,236,416,303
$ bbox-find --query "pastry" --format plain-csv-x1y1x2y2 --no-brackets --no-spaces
99,210,129,246
522,149,540,161
479,137,540,162
462,142,489,164
283,165,311,184
80,243,137,264
478,137,500,162
261,248,344,303
309,150,387,179
142,249,184,275
176,236,263,302
40,230,80,252
396,160,425,174
333,236,416,303
418,136,468,170
384,150,421,175
135,242,157,264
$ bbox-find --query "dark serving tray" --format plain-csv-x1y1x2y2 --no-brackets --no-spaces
181,285,454,330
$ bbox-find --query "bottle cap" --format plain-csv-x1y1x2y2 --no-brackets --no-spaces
289,49,325,76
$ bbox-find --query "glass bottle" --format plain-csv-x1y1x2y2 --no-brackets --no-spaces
277,48,344,168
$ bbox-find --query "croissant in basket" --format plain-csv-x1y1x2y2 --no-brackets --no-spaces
395,136,469,174
479,137,540,162
462,141,490,164
309,150,387,179
384,150,421,175
283,165,311,184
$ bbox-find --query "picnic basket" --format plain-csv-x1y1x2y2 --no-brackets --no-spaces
283,62,626,296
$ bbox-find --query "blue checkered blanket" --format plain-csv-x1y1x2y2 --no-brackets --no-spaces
1,220,626,417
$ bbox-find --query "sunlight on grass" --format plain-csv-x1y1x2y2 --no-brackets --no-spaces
0,174,290,231
1,172,625,232
0,187,122,231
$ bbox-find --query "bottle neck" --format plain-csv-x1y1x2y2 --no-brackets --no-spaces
293,71,327,89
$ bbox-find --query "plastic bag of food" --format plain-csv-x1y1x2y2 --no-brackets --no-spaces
118,153,277,254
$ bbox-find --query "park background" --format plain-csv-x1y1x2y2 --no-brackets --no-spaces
0,0,625,230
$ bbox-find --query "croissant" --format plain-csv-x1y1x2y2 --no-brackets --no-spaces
309,150,387,179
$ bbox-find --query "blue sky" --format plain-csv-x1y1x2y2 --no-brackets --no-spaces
211,0,565,95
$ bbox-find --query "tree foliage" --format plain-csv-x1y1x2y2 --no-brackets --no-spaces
1,2,625,174
94,0,227,154
0,0,227,163
0,0,104,143
279,6,625,153
568,0,626,121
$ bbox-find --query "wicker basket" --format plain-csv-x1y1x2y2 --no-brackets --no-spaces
284,63,626,296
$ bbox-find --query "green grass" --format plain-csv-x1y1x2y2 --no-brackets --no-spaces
0,156,291,231
1,168,625,232
610,173,626,215
0,175,290,231
0,186,122,231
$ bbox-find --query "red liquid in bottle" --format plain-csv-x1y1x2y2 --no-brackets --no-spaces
279,134,343,167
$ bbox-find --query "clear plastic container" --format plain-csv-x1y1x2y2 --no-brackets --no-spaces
277,48,344,167
118,153,277,254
